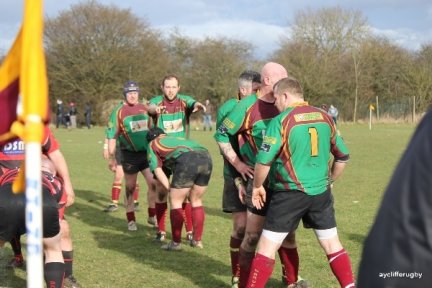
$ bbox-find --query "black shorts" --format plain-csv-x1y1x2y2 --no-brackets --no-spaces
171,151,212,189
244,178,273,217
115,148,122,163
264,188,337,233
120,150,149,174
0,183,60,242
222,171,247,213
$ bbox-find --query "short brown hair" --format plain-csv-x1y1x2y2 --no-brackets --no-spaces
161,74,180,86
273,77,303,98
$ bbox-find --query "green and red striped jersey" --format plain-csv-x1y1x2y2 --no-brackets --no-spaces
147,135,207,172
214,94,279,167
148,94,196,138
257,102,349,195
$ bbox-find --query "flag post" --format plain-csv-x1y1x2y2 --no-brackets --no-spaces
369,104,375,130
21,0,48,287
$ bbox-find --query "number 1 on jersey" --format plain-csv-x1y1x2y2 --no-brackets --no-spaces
308,127,318,156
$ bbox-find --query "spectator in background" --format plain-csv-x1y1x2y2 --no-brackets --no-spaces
56,99,64,128
84,102,92,129
203,99,214,131
69,102,78,128
328,104,339,125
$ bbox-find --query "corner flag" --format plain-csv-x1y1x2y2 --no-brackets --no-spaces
0,0,49,287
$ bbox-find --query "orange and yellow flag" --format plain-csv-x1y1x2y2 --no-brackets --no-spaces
0,0,49,147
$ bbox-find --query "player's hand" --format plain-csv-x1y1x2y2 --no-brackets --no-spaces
234,161,254,180
237,182,247,204
193,102,206,113
156,106,166,114
108,158,117,172
64,184,75,207
103,148,109,160
251,186,266,210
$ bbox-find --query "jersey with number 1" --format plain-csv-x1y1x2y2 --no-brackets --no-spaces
214,94,279,167
256,103,349,195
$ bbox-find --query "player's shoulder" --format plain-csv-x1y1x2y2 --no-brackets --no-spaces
236,94,258,110
177,94,195,101
149,95,163,104
219,98,238,110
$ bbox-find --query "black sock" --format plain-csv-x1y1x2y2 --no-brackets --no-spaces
10,236,22,257
62,250,73,277
44,262,65,288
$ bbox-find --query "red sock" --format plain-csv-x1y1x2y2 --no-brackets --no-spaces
111,182,121,202
155,202,167,233
183,202,193,233
239,247,255,288
327,249,355,287
278,247,299,285
133,183,139,201
230,236,243,277
170,208,184,243
246,253,274,288
126,211,135,222
148,207,156,218
191,206,205,241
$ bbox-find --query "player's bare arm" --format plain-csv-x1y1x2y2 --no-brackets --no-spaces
154,167,170,191
48,149,75,207
107,138,117,172
330,160,347,182
192,102,206,113
234,177,246,204
217,141,253,180
148,103,166,115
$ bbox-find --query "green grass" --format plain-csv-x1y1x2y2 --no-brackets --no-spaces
0,123,415,287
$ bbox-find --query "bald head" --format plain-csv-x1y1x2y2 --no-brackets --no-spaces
260,62,288,96
261,62,288,81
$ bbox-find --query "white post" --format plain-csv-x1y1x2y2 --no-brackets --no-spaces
25,140,44,288
369,106,372,130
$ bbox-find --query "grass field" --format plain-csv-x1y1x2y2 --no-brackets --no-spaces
0,123,416,287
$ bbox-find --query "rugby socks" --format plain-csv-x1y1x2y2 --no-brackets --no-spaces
10,236,23,259
44,262,65,288
183,202,193,234
191,206,205,241
278,247,299,285
126,211,136,222
111,182,121,203
148,207,156,218
230,236,242,278
246,253,274,288
62,250,73,277
133,183,139,202
170,208,184,243
239,247,255,288
155,202,167,233
327,248,355,287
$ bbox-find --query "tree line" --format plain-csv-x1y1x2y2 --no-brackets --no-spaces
22,1,432,124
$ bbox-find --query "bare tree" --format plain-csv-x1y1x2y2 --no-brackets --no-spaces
276,7,371,121
44,0,169,123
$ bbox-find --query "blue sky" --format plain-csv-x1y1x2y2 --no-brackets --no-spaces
1,0,432,59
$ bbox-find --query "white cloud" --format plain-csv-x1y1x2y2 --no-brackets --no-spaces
157,20,287,59
372,27,432,50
